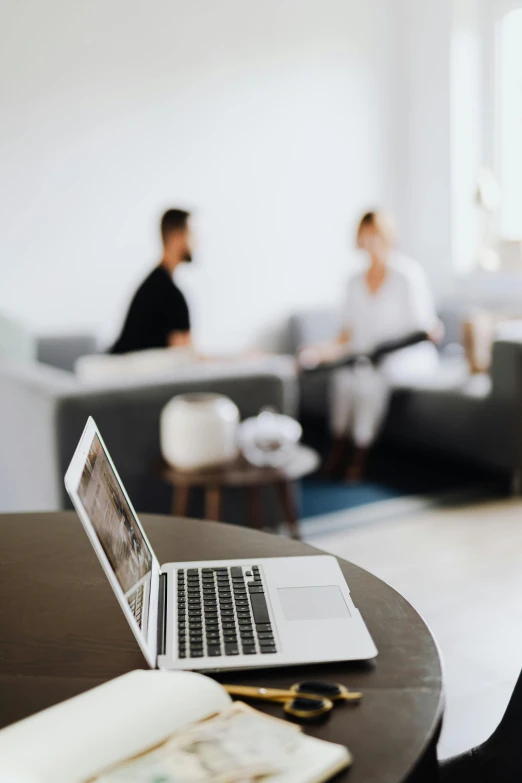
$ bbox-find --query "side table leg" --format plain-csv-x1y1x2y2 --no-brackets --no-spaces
173,485,189,517
205,487,222,521
276,481,301,540
245,486,264,531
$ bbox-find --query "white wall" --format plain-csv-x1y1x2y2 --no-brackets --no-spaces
399,0,522,296
0,0,402,351
451,0,482,277
398,0,456,299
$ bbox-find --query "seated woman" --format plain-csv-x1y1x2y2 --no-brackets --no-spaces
308,211,441,481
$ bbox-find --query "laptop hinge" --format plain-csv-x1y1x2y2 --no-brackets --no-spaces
157,572,168,657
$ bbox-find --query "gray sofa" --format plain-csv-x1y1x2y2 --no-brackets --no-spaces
0,346,298,519
287,309,522,482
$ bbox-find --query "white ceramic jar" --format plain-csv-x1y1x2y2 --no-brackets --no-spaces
160,393,239,471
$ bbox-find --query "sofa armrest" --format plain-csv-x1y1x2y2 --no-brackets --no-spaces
0,361,77,512
490,338,522,401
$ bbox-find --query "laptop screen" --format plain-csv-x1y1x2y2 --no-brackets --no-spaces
77,433,153,595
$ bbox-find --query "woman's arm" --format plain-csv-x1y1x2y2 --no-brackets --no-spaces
297,328,352,369
297,277,357,369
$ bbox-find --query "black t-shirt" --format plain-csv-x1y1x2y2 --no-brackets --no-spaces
110,266,190,354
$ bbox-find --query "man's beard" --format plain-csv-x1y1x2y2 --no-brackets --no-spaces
182,249,193,263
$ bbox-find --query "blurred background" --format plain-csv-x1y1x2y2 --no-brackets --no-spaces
2,0,519,352
2,0,522,764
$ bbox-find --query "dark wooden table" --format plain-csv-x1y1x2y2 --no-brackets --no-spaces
0,512,443,783
158,445,320,539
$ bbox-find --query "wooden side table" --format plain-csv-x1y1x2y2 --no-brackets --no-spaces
158,445,320,539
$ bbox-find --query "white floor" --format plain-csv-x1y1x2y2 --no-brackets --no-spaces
305,497,522,759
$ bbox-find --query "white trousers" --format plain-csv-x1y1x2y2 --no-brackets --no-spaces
329,343,440,447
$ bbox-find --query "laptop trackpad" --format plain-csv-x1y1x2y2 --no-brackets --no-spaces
278,586,351,621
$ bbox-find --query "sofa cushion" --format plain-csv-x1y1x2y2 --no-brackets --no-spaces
75,347,196,384
286,310,341,354
37,335,98,373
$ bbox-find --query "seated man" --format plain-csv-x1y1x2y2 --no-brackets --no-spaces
110,209,193,355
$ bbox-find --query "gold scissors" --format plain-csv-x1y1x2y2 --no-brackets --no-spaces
224,680,362,720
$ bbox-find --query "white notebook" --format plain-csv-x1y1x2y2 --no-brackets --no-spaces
0,670,351,783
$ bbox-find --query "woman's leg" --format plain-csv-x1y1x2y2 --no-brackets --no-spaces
324,369,357,474
345,366,390,481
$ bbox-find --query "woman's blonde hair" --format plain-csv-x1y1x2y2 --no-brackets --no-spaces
356,210,398,247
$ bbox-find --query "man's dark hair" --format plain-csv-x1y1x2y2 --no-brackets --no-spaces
160,209,190,243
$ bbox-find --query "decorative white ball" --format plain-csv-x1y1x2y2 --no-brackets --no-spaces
238,409,302,467
160,393,239,472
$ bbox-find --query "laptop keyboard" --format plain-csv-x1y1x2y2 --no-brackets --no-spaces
128,583,144,627
177,565,277,659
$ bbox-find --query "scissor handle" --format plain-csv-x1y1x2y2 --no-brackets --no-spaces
223,685,334,720
283,696,333,720
223,684,323,702
290,681,363,702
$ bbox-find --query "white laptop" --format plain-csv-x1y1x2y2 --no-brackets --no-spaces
65,417,377,671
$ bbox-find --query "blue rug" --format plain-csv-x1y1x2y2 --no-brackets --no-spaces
296,420,505,525
300,478,403,519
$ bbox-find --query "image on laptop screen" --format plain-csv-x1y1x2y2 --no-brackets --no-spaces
77,434,152,595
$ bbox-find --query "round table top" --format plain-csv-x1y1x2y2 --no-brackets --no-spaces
0,512,442,783
159,444,320,487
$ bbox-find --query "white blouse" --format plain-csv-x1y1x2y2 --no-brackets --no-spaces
342,253,439,353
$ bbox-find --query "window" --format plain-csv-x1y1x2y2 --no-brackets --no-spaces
498,8,522,239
